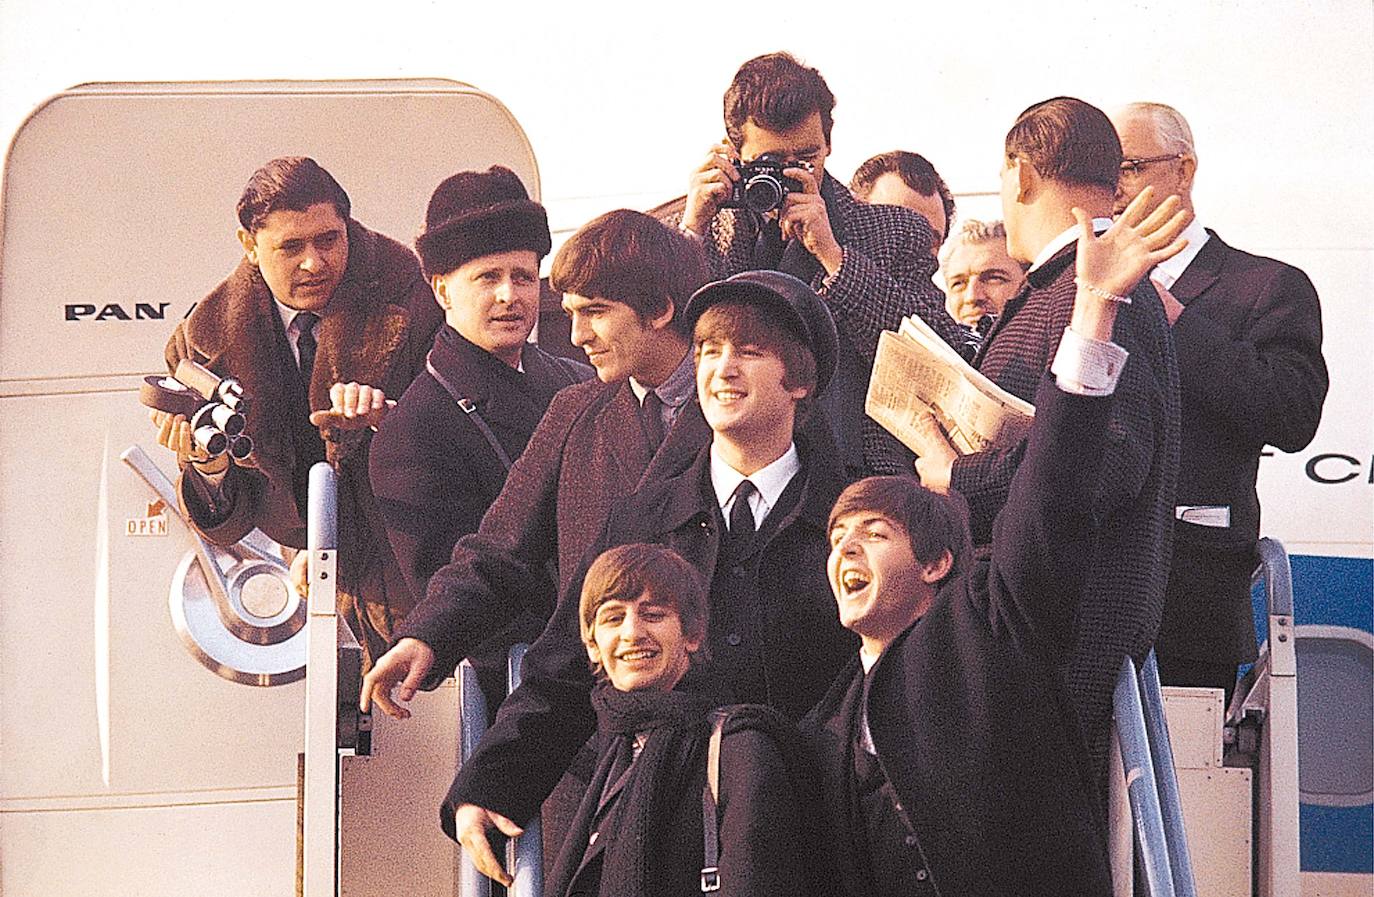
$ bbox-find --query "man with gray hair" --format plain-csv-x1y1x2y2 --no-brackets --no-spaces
1110,102,1328,700
939,219,1027,336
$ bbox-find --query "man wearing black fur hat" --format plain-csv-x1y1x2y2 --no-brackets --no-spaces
369,167,591,711
150,156,441,667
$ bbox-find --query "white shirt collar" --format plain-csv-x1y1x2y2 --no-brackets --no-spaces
709,442,801,529
1150,217,1210,289
1028,217,1114,273
275,299,306,333
859,645,881,674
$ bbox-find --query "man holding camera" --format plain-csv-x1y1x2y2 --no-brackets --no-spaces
676,52,972,479
150,156,440,667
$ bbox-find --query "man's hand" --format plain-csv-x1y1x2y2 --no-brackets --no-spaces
452,803,524,887
360,637,436,719
150,409,229,473
681,140,740,236
780,165,843,275
289,550,309,600
309,382,393,431
909,411,956,492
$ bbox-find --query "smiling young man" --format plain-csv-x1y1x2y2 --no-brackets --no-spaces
150,156,440,666
543,542,808,897
803,195,1191,897
367,167,591,709
674,52,972,480
440,270,856,887
363,209,707,718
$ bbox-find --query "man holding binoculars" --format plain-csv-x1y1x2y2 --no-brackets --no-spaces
148,156,439,667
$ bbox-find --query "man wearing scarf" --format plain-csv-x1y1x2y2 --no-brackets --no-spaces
548,543,809,897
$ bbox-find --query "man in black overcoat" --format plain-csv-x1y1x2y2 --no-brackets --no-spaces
804,197,1191,896
368,167,592,709
1110,102,1328,699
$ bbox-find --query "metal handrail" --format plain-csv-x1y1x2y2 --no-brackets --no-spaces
506,644,544,897
456,661,491,897
1114,655,1176,897
455,643,543,897
302,461,341,897
1138,652,1198,897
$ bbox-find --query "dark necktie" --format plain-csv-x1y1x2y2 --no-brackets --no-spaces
296,311,319,386
728,480,758,558
640,391,665,451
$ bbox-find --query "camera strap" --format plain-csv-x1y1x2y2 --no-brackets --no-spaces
425,351,514,471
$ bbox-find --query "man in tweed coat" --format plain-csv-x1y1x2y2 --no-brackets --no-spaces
676,52,973,479
908,97,1181,784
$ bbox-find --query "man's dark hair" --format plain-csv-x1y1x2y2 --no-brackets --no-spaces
850,150,956,241
724,52,835,150
236,157,351,233
829,476,972,584
1005,97,1121,193
579,543,709,674
550,209,707,328
693,300,818,413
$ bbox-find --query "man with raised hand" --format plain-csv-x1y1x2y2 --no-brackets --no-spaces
805,191,1189,896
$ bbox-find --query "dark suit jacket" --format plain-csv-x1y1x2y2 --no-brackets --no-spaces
950,242,1181,778
440,429,855,833
394,368,709,684
370,326,591,702
803,379,1115,897
675,174,971,476
166,218,439,665
1158,231,1327,664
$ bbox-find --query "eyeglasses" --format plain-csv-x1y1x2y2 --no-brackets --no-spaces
1120,153,1185,175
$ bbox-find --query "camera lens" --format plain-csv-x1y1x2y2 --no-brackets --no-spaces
743,174,784,213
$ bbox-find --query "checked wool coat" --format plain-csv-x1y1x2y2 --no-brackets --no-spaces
951,241,1181,781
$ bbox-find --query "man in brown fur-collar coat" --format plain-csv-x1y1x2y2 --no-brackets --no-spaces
151,156,440,667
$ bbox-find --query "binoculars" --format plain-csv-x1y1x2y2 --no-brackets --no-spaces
141,359,254,460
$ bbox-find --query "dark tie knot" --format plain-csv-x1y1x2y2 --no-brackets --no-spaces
728,480,758,549
296,311,319,334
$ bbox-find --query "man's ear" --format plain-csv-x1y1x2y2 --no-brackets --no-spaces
1178,154,1198,195
1015,158,1039,204
585,639,603,671
919,550,954,584
432,274,449,310
647,297,676,332
237,227,258,265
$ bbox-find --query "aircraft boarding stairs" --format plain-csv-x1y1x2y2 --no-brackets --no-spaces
298,466,1303,897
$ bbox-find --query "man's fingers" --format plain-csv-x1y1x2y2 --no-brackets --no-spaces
490,811,524,838
1071,207,1094,244
1117,184,1158,228
460,827,513,887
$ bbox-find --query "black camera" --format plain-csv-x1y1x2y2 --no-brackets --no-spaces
722,154,806,214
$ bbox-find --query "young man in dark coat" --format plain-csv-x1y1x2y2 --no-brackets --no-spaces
368,167,591,709
550,542,809,897
150,156,441,667
444,270,856,888
908,98,1182,782
361,209,709,715
804,194,1191,897
674,51,973,479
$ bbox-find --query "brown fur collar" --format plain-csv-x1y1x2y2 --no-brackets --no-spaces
176,218,419,406
170,219,424,467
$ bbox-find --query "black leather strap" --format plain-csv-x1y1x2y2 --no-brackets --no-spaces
425,351,514,471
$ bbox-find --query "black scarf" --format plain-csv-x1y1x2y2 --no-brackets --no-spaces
548,680,713,897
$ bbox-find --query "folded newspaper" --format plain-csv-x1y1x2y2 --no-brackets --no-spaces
865,315,1035,455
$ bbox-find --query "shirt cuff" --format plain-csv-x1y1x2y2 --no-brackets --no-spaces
1051,326,1129,396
